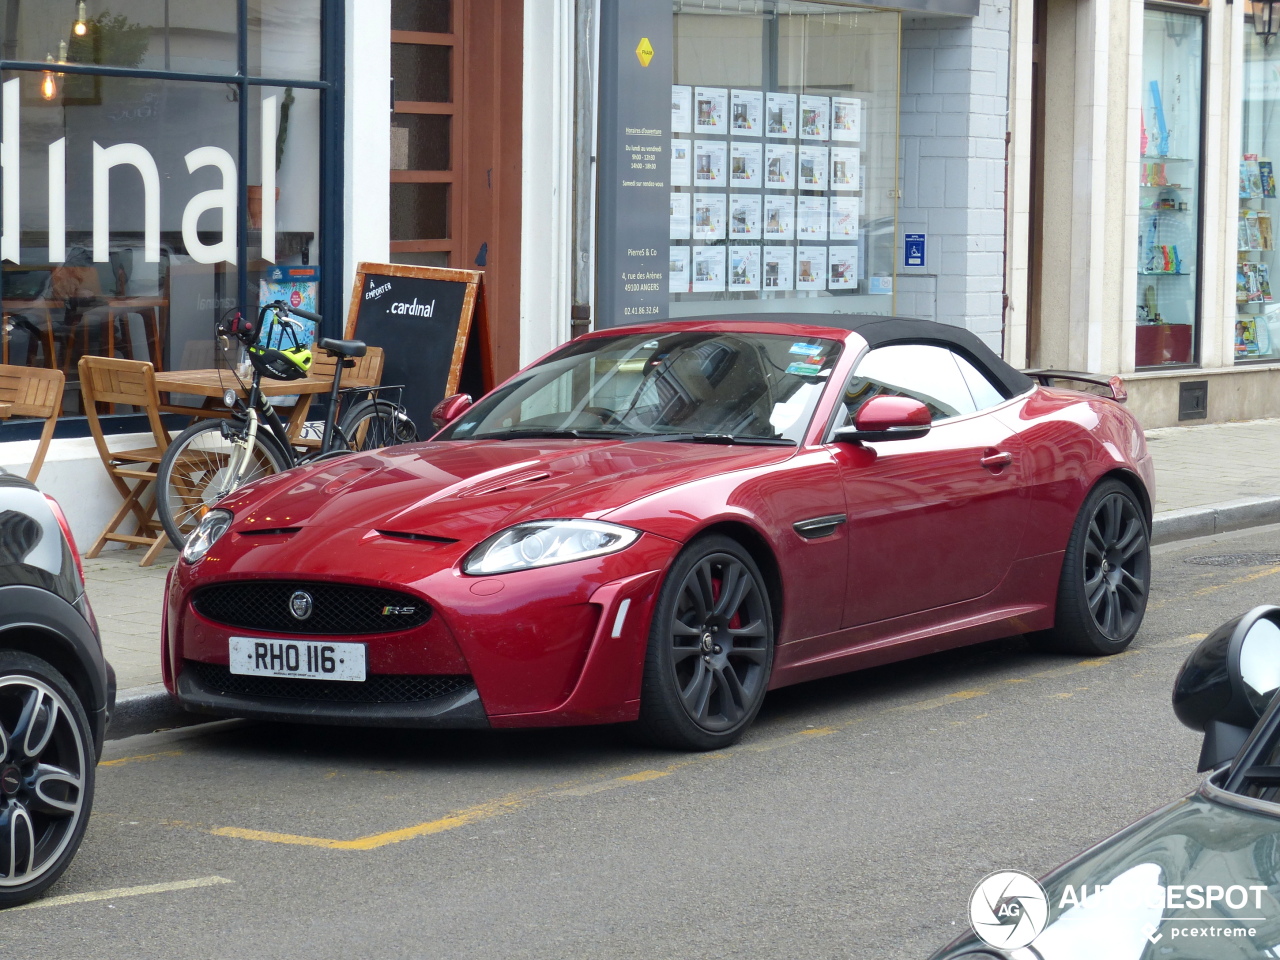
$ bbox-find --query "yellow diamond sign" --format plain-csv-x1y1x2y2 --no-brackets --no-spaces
635,37,654,67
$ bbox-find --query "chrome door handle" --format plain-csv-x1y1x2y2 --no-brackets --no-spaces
980,450,1013,469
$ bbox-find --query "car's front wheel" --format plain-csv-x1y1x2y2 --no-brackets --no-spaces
1038,477,1151,655
635,535,775,750
0,652,95,907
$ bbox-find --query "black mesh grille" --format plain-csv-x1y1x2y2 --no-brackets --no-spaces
184,661,472,703
191,582,431,635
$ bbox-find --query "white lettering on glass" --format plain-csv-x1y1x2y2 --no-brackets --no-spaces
261,94,277,263
2,79,17,263
182,146,237,264
93,142,160,263
47,139,65,262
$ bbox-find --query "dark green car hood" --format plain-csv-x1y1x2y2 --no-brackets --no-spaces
932,773,1280,958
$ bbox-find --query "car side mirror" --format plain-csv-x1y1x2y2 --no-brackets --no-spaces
1173,605,1280,771
832,394,932,444
431,393,473,431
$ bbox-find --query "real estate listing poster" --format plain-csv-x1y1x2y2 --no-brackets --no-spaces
800,95,830,141
764,195,795,240
695,86,728,134
828,246,859,289
766,92,796,138
729,195,762,240
831,97,861,142
669,246,691,293
830,197,860,239
694,140,727,187
729,245,762,291
731,89,763,135
797,196,829,241
765,144,794,189
798,145,828,191
763,245,794,291
830,147,860,190
671,139,692,187
730,141,762,189
670,192,691,240
796,246,828,290
671,85,692,134
692,193,727,240
692,245,726,292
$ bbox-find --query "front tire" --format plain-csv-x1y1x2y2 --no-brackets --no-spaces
0,652,95,908
157,419,290,548
1038,478,1151,655
635,535,775,750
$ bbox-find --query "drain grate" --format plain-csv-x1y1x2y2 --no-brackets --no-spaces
1184,554,1280,567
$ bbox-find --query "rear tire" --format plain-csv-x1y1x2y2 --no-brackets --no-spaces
339,399,417,452
634,535,775,750
157,419,290,548
1035,478,1151,655
0,652,94,908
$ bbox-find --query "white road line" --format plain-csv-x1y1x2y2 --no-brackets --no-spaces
8,876,232,912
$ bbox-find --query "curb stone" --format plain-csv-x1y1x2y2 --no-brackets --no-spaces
106,685,204,741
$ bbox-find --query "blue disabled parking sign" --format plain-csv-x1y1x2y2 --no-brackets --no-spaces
904,233,926,268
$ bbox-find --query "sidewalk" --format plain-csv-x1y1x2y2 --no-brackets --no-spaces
88,417,1280,737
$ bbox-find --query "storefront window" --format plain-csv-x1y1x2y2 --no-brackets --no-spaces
0,1,328,423
1134,7,1203,367
668,1,899,317
1235,25,1280,361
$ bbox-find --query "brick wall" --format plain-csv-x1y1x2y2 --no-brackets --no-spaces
897,1,1011,352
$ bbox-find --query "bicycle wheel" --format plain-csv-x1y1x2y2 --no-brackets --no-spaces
157,419,290,548
338,399,417,452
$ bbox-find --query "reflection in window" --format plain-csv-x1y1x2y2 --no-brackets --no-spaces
841,344,977,424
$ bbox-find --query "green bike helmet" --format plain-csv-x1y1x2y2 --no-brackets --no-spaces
248,342,313,381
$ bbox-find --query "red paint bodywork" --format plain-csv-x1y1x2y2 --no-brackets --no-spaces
163,319,1154,728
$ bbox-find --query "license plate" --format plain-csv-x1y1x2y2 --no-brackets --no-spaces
229,637,366,682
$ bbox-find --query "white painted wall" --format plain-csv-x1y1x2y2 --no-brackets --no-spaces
519,0,575,365
343,0,391,301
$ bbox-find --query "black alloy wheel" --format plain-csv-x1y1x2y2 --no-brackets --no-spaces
636,534,774,750
0,652,94,907
1038,478,1151,655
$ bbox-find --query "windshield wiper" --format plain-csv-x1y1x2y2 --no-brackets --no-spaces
627,433,795,446
482,429,630,441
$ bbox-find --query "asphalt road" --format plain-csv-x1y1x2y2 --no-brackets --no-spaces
11,524,1280,959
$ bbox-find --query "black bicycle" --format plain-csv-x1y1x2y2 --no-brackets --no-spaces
156,301,416,548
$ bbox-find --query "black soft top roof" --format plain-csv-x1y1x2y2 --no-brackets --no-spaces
674,312,1034,399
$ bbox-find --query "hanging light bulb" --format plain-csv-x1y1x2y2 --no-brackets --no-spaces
73,1,88,36
41,54,58,101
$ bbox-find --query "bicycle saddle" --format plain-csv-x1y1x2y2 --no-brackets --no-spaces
318,337,367,358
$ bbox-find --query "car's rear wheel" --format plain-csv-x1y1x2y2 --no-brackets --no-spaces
1037,478,1150,655
0,652,94,908
635,535,774,750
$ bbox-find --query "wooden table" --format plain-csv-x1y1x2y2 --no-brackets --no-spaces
153,368,339,439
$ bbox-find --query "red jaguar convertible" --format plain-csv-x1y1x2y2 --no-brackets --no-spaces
162,314,1154,749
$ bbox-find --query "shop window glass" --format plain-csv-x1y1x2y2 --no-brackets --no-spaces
249,0,321,81
668,1,899,318
1235,27,1280,361
3,0,237,76
392,0,452,35
390,183,449,241
1134,8,1203,367
392,43,451,103
392,114,451,171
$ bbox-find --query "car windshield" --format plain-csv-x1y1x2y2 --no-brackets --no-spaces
436,330,841,444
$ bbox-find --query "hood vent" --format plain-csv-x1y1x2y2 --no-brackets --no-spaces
460,470,553,498
238,527,302,537
377,530,459,544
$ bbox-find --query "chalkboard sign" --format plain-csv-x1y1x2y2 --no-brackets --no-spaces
343,263,485,432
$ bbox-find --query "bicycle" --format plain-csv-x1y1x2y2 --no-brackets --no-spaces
156,300,417,548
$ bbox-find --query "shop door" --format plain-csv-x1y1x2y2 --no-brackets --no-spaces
390,0,524,380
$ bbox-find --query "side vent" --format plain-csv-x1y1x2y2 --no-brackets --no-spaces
377,530,460,544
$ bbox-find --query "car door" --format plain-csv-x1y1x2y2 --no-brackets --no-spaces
830,343,1029,628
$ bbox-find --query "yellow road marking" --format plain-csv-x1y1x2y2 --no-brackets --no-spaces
99,750,183,768
619,770,669,782
8,876,231,912
888,689,988,713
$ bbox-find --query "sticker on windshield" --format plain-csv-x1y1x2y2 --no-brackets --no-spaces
785,361,824,376
789,342,824,357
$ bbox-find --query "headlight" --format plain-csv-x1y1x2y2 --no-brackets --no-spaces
182,509,233,564
463,519,640,575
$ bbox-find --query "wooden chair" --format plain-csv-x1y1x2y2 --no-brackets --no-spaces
77,356,174,566
290,345,386,448
0,365,65,482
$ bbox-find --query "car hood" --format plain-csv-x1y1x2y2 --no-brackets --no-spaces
930,781,1280,958
223,438,794,543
